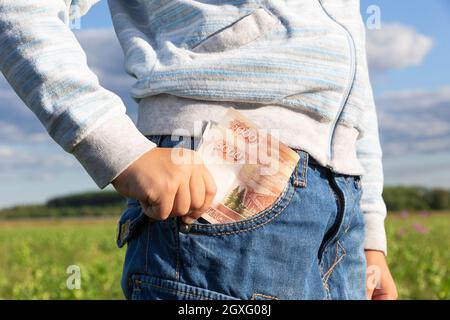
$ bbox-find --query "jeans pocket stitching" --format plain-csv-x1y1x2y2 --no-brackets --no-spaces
145,222,151,273
251,293,279,300
293,151,308,188
189,151,306,235
133,275,239,300
146,283,212,300
321,241,346,287
190,181,295,236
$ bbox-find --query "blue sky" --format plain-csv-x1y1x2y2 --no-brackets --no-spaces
361,0,450,93
0,1,449,208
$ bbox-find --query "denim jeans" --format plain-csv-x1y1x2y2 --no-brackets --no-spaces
116,135,367,300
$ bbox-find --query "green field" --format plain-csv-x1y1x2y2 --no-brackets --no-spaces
0,213,448,300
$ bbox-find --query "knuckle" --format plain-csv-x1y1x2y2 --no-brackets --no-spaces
190,199,203,210
165,181,178,194
206,185,217,196
157,211,171,221
173,204,190,216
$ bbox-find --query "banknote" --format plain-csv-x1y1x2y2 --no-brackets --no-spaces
197,108,300,224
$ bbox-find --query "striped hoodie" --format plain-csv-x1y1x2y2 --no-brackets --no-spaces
0,0,387,254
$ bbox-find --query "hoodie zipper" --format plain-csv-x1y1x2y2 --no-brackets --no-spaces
318,0,357,164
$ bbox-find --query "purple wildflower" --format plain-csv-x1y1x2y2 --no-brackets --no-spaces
420,210,430,218
412,222,428,234
399,210,409,219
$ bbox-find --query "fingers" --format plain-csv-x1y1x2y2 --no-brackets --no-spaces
181,173,205,224
183,168,217,224
202,166,217,209
371,291,398,300
172,182,191,217
189,171,206,211
366,288,374,300
140,163,217,224
145,191,175,220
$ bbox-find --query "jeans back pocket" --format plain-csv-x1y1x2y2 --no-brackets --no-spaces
182,150,308,236
131,274,240,300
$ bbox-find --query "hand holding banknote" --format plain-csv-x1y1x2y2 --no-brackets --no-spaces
113,108,298,226
197,108,299,224
112,147,217,223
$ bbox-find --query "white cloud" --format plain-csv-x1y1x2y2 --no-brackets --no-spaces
0,28,130,189
0,27,136,146
0,144,77,170
378,86,450,110
0,145,15,157
376,86,450,156
367,23,433,71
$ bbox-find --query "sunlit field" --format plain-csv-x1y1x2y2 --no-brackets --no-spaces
0,213,448,299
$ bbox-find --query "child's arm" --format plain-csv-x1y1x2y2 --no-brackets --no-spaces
0,0,216,220
357,93,397,299
355,18,398,300
0,0,155,188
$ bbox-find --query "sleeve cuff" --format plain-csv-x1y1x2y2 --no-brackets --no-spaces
72,114,156,189
364,213,387,256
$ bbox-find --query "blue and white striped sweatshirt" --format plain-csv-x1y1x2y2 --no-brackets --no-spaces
0,0,387,254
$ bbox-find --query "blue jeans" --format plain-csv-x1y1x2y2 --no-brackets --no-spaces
117,135,367,300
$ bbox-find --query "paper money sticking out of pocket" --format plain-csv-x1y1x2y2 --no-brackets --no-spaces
197,108,300,224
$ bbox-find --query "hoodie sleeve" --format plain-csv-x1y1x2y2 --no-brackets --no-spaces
355,19,388,255
356,88,388,255
0,0,156,188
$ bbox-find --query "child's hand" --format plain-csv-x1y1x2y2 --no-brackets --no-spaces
112,147,217,224
365,250,398,300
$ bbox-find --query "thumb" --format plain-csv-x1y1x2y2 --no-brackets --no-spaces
366,287,374,300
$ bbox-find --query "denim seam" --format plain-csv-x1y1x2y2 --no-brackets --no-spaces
138,280,221,300
145,222,151,273
344,184,362,234
344,203,357,234
190,183,295,236
328,181,340,214
173,220,181,281
293,161,299,186
251,293,279,300
301,152,309,188
320,177,343,256
319,263,331,298
322,241,346,286
293,152,308,188
143,282,212,300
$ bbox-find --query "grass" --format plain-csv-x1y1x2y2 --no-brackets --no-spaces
0,218,124,299
0,213,448,299
386,212,449,299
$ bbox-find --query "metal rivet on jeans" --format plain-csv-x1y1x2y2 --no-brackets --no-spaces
179,222,192,234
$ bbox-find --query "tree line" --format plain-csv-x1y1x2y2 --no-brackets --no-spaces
383,186,450,211
0,186,449,219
